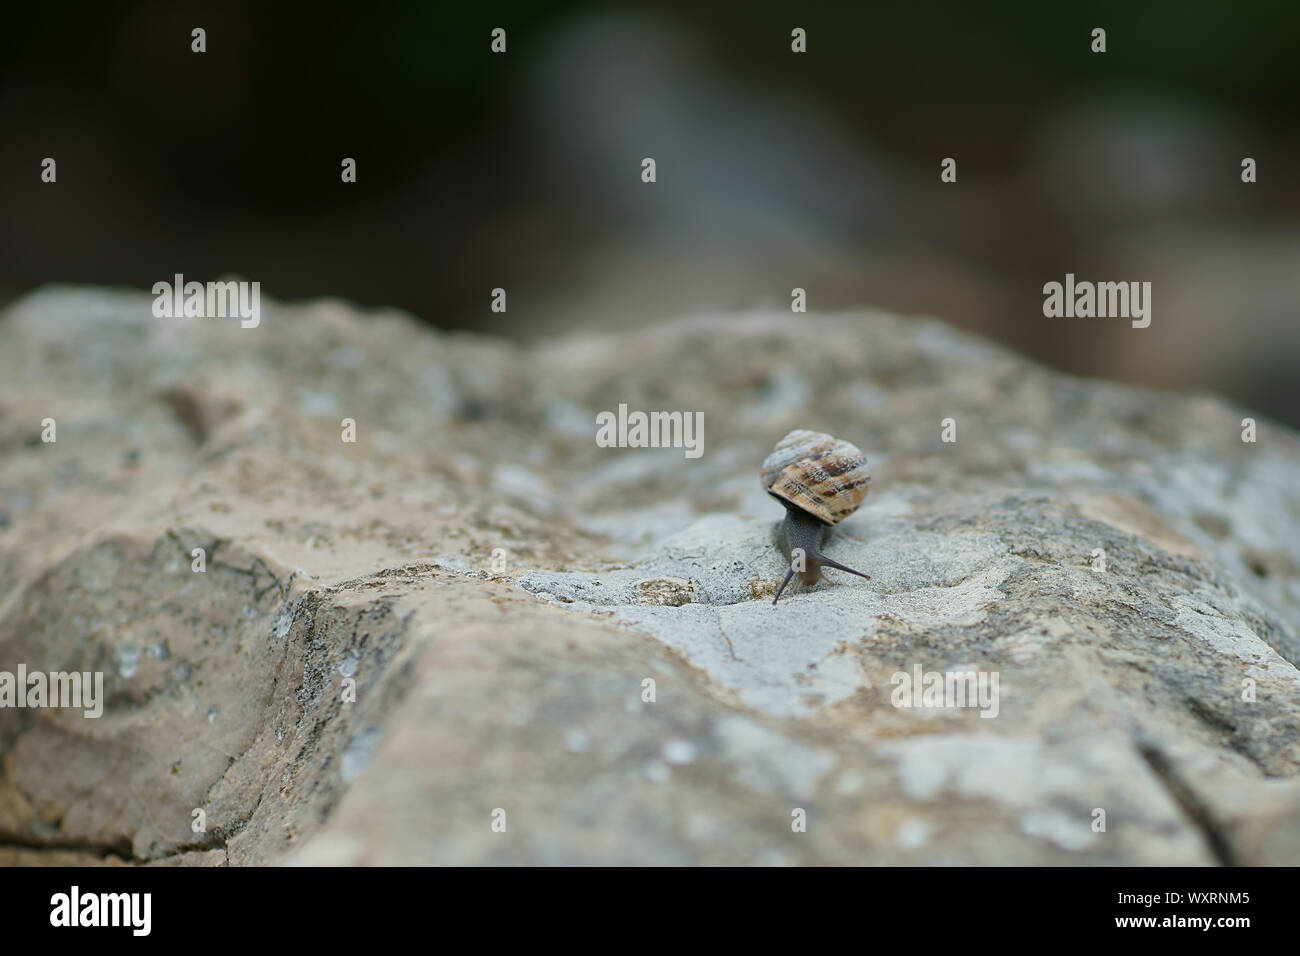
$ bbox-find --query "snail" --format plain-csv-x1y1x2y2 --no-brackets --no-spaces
761,429,871,604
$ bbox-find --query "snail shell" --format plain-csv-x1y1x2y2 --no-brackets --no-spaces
760,429,870,525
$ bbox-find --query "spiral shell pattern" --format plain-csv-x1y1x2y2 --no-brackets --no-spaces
761,429,870,525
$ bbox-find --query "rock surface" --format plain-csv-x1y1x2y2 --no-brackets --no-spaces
1,285,1298,865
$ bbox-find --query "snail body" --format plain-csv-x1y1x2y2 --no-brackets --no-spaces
761,429,871,604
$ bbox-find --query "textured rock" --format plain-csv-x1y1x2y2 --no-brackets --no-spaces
1,285,1298,865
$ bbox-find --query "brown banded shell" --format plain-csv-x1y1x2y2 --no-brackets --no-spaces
760,429,870,525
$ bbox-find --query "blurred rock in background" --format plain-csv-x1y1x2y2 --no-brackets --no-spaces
1,2,1297,422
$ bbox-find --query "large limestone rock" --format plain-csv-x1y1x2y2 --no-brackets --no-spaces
1,285,1298,865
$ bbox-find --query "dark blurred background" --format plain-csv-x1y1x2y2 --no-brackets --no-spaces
2,1,1298,423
